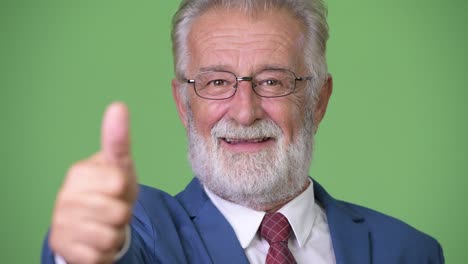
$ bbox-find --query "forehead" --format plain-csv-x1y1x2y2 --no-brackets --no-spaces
187,7,306,74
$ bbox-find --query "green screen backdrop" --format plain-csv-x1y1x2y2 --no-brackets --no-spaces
1,0,467,263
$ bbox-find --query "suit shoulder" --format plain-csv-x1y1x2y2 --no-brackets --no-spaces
137,184,175,202
339,200,435,242
133,184,187,218
130,184,192,229
336,200,444,261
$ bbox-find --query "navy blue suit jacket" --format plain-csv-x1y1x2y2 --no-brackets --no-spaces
42,178,444,263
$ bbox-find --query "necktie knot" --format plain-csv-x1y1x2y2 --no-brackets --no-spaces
261,212,292,244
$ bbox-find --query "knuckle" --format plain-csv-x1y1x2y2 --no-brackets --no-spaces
107,170,127,196
76,243,110,264
52,212,67,231
83,250,101,264
101,228,123,252
54,190,83,215
67,161,87,178
48,229,62,253
65,161,92,188
112,202,131,226
51,201,76,234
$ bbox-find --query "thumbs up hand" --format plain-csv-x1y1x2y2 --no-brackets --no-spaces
50,103,138,264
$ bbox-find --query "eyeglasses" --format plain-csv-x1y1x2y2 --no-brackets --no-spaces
186,69,313,100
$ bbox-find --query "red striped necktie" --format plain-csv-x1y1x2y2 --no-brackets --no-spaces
260,212,297,264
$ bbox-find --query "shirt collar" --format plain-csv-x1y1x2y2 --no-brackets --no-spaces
278,180,316,247
204,187,265,248
204,180,316,249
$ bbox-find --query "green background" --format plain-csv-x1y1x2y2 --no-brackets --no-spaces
1,0,466,263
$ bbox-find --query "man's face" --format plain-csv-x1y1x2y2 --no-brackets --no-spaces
186,8,308,150
173,8,328,209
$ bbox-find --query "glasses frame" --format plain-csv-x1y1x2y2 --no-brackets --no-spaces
185,69,313,100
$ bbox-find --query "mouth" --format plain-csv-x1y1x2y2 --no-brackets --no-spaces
219,137,275,152
222,137,272,144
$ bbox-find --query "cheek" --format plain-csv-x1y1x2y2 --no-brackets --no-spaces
190,98,228,136
262,100,304,143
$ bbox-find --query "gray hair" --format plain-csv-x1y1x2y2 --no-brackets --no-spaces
171,0,329,103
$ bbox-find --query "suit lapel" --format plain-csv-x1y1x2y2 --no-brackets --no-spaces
177,178,371,264
177,179,250,264
314,180,372,264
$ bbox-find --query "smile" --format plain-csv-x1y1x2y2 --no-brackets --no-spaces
219,137,275,153
223,137,271,144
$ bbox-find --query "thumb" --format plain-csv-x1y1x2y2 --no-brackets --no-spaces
101,102,131,165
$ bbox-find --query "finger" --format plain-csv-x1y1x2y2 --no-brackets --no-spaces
59,243,115,264
101,102,131,165
73,221,126,253
65,163,130,198
50,220,116,264
51,219,119,264
57,193,132,227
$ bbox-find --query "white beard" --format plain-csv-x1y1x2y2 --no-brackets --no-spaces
187,112,314,210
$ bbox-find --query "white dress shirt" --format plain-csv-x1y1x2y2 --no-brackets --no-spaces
205,180,336,264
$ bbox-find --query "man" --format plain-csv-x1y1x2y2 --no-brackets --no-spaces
42,0,444,263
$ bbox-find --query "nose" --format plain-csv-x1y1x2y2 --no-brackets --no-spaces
226,79,265,126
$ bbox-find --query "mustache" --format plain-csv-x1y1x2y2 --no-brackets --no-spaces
211,119,282,139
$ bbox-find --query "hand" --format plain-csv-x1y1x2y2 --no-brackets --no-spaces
49,103,138,264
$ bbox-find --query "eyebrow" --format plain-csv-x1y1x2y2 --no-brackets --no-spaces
197,64,292,74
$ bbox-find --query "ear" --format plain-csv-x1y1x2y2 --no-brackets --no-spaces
172,79,189,130
313,74,333,134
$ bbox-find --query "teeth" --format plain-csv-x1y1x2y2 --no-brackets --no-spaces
224,137,269,144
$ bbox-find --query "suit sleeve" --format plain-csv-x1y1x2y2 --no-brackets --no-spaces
436,240,445,264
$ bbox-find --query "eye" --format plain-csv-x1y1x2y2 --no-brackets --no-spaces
208,79,229,86
259,79,281,86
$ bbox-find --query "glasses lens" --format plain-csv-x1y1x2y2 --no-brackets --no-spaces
195,71,236,99
253,70,296,97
